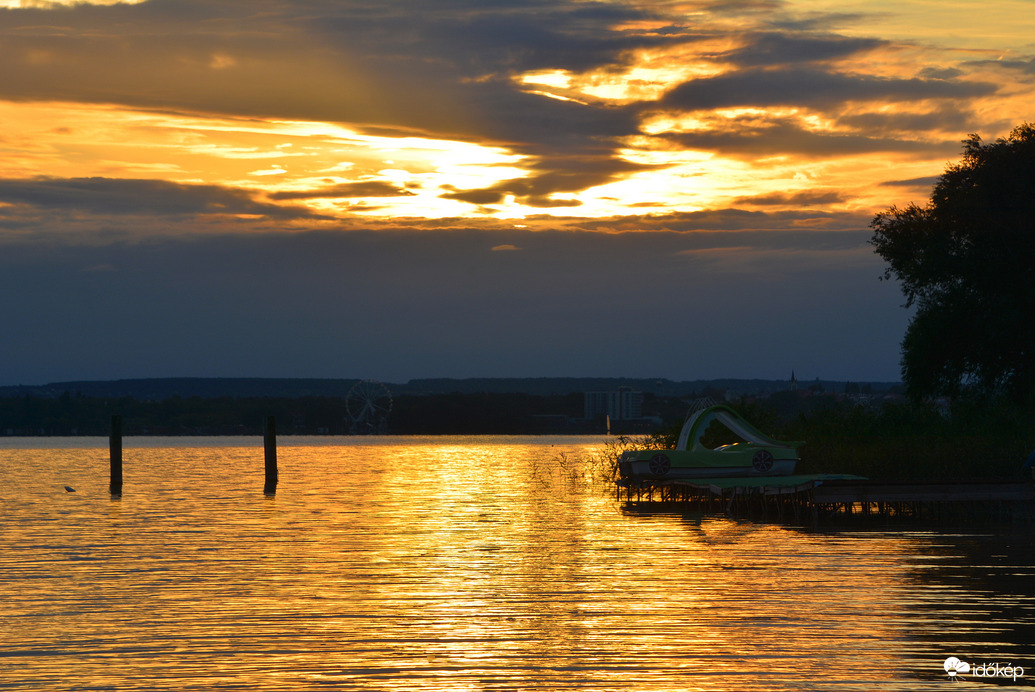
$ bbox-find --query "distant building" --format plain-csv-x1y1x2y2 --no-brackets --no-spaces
584,387,643,421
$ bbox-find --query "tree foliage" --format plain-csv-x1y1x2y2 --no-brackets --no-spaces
871,124,1035,401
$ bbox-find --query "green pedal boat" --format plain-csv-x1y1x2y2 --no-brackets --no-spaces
618,404,801,479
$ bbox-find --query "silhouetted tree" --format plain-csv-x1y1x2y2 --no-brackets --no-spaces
871,124,1035,402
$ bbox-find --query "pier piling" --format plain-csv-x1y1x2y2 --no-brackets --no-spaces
264,416,278,495
109,415,123,496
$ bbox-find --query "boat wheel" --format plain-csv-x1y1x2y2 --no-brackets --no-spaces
752,450,774,473
649,453,671,476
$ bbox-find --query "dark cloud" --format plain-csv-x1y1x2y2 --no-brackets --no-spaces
768,13,872,33
659,68,997,111
967,57,1035,75
879,176,940,188
702,0,784,16
0,177,317,219
441,184,587,209
837,105,974,135
733,190,845,206
651,118,951,158
522,196,584,208
724,32,884,67
919,66,965,80
338,0,659,74
451,152,656,207
441,188,506,205
269,181,415,200
552,208,873,234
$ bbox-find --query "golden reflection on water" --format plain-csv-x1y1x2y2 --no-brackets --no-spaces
1,436,1033,690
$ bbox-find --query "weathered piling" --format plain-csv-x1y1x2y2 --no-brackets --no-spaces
109,414,123,496
264,415,278,494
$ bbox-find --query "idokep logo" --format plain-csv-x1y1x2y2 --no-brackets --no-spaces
944,656,1026,682
944,657,970,680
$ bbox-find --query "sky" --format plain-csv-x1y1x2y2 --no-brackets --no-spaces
2,0,1033,386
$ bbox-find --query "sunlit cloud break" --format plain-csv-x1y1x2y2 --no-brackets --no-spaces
1,0,1028,226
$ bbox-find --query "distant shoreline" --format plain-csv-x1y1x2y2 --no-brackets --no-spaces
1,376,904,438
0,375,902,399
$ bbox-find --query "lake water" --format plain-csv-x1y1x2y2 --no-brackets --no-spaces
1,436,1033,690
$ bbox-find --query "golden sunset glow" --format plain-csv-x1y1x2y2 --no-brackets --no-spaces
1,0,1031,225
519,41,733,106
0,101,532,219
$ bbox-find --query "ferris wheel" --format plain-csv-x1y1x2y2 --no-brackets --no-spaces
345,380,393,434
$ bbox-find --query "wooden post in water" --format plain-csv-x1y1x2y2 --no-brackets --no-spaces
109,414,123,496
264,416,278,494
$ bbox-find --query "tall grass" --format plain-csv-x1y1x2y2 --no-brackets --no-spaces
536,431,675,490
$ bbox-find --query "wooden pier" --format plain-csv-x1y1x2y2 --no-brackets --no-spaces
616,475,1035,524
